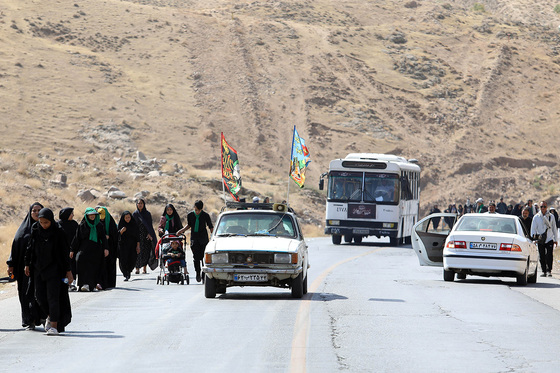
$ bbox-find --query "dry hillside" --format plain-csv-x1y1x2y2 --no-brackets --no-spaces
1,0,560,259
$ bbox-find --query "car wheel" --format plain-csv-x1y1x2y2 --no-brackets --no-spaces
302,274,308,295
332,235,342,245
353,236,362,244
291,272,304,298
456,273,466,280
204,275,216,298
528,261,538,284
344,234,352,243
517,264,528,286
443,269,455,282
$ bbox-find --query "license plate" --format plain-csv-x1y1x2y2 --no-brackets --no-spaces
234,274,268,282
353,229,369,235
470,242,497,250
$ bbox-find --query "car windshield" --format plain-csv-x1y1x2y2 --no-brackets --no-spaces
455,216,517,234
216,213,297,238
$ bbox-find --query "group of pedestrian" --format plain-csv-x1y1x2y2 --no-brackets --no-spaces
5,199,214,336
431,197,559,278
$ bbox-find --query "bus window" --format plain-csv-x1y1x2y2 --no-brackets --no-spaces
328,171,363,201
364,173,399,203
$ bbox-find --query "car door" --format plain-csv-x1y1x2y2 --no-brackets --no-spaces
412,213,457,267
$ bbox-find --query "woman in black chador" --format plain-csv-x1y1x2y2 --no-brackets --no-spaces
133,199,157,274
97,206,118,289
70,208,108,292
157,203,183,237
117,211,140,281
58,207,79,291
24,208,73,335
6,202,45,329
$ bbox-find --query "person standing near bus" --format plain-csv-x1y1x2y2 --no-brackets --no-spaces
177,200,214,282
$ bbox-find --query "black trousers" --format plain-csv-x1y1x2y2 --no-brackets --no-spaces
34,273,61,323
191,240,207,273
538,240,554,273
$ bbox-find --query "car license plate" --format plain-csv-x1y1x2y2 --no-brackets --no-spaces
353,229,369,235
470,242,497,250
234,274,268,282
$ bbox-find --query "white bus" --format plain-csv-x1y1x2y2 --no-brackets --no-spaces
319,153,421,245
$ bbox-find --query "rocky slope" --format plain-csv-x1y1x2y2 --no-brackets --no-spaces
1,0,560,241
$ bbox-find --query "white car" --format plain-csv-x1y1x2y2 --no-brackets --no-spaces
412,213,539,285
203,202,309,298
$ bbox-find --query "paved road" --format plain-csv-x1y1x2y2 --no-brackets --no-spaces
1,237,560,372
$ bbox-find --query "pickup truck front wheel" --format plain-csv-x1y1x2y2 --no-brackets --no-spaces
204,275,216,298
291,272,304,298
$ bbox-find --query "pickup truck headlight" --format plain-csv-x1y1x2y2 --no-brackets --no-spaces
274,253,292,264
210,253,228,264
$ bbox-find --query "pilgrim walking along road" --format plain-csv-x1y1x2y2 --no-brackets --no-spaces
70,208,109,292
133,199,157,274
6,202,45,330
177,200,213,283
24,208,73,335
117,211,140,281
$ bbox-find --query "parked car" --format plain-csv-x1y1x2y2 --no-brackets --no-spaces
412,213,539,285
203,202,309,298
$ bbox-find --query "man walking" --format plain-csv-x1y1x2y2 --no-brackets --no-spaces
177,201,214,282
531,201,558,277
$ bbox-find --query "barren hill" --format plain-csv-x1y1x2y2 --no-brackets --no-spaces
1,0,560,245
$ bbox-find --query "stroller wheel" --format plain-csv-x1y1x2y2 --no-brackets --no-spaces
186,274,190,285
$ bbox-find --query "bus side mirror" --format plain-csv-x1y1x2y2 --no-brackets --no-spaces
319,179,324,190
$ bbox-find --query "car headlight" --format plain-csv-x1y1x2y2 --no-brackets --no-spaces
211,253,228,264
274,253,292,264
383,223,395,228
329,220,340,226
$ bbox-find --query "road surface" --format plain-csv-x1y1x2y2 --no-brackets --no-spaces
1,237,560,372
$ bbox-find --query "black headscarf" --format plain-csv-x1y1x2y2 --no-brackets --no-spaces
161,203,182,235
132,199,156,238
118,211,140,238
59,207,74,221
37,208,56,239
7,202,44,278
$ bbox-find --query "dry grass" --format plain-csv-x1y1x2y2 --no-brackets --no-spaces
0,224,19,265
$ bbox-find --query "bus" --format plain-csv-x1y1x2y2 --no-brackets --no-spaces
319,153,421,245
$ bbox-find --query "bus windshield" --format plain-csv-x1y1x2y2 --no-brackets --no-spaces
327,171,399,203
364,173,398,203
328,171,363,202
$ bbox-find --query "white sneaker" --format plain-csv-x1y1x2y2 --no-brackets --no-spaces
45,317,51,331
46,327,59,336
25,323,36,331
80,284,90,292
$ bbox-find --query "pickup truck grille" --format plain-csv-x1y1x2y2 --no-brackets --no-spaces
228,252,273,264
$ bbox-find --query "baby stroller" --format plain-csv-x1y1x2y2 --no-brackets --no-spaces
155,233,189,285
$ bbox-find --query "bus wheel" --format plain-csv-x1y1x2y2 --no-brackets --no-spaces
389,237,399,246
332,235,342,245
344,234,353,243
353,236,362,244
